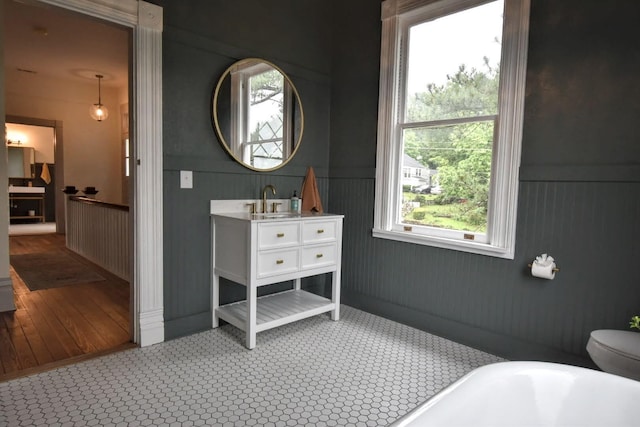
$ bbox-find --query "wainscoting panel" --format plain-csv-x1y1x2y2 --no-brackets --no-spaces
329,177,640,363
66,198,130,281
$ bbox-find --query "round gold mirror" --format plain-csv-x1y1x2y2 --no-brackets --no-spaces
212,58,304,171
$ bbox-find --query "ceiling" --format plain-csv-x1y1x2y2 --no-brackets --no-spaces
3,0,129,89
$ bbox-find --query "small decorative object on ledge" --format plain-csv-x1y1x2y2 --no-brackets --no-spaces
62,185,79,195
83,186,99,196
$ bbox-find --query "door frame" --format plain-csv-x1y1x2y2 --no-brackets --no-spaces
33,0,165,346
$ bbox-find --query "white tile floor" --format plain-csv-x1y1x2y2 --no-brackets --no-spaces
0,306,503,426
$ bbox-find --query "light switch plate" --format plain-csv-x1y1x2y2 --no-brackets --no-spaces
180,170,193,189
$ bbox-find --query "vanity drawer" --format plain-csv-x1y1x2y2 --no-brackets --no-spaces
302,220,337,244
258,222,300,249
301,244,337,270
257,249,299,278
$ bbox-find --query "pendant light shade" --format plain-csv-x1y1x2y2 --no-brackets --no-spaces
89,74,109,121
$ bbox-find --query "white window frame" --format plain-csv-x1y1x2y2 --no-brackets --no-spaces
373,0,530,259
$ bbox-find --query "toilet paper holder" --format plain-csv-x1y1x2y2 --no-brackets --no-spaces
528,254,559,279
527,263,560,273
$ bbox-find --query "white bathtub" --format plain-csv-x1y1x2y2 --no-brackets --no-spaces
391,361,640,426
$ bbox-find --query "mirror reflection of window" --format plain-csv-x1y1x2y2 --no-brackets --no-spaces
7,146,35,178
229,62,292,169
123,138,130,177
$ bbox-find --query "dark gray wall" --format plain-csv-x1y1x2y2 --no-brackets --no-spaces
329,0,640,366
157,0,640,366
154,0,333,338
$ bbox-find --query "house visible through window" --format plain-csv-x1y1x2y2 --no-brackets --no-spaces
374,0,530,258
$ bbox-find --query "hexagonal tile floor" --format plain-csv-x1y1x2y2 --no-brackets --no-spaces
0,305,502,426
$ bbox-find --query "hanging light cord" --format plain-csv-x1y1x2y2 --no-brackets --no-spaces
96,74,103,105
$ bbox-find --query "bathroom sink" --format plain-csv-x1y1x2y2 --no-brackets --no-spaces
8,186,45,194
252,212,301,219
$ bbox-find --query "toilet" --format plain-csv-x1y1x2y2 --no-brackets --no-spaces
587,329,640,381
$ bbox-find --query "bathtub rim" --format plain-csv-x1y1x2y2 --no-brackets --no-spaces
390,360,640,427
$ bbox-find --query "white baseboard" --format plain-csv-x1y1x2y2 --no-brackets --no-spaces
138,308,165,347
0,277,16,312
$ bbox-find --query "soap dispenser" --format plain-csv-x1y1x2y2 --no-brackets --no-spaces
290,191,299,213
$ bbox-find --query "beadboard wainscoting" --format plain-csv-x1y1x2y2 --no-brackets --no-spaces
66,197,130,281
329,176,639,365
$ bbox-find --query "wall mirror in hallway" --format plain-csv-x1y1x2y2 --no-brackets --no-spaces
212,58,304,171
7,146,35,179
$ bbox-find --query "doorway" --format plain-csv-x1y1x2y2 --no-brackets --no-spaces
6,118,63,234
2,0,134,377
1,0,165,354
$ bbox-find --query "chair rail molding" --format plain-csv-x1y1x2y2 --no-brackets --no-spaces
39,0,164,347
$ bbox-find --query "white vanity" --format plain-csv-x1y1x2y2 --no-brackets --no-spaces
8,185,46,223
211,200,343,349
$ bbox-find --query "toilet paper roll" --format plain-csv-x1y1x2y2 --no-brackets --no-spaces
531,262,556,280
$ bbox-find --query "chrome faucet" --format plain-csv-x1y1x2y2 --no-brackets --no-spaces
261,184,276,213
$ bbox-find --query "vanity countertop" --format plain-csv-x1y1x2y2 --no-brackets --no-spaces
8,186,45,194
212,211,343,222
210,199,343,222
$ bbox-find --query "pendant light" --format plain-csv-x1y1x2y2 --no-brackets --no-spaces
89,74,109,122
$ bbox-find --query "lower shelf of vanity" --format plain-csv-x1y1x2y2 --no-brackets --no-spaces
216,289,335,333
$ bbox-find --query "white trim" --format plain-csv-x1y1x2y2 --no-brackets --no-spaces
0,277,16,312
374,0,529,259
39,0,139,25
39,0,164,346
134,1,164,347
375,9,402,233
372,229,509,258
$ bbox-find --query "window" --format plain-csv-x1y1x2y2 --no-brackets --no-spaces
124,138,130,177
374,0,530,259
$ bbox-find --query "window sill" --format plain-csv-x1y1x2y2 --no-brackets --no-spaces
371,228,515,259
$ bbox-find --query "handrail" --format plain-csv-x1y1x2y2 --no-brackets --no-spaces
69,196,129,212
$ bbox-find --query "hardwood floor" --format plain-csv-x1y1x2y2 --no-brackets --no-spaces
0,233,133,381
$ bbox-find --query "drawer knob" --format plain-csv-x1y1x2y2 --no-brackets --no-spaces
317,229,325,234
277,233,285,238
316,253,323,258
276,259,284,264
